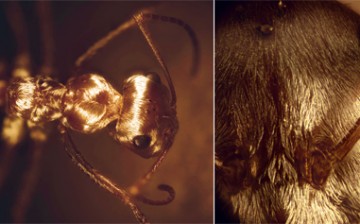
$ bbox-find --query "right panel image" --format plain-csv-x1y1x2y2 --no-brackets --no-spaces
215,1,360,223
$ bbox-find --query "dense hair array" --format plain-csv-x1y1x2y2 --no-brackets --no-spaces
216,2,360,223
7,74,122,133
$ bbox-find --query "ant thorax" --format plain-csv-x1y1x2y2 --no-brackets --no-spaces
62,74,122,134
6,73,121,133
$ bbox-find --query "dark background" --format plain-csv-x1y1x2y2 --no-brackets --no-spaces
0,1,213,223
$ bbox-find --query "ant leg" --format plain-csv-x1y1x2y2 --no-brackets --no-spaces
0,60,7,107
60,126,149,224
0,118,23,192
5,1,31,73
11,2,54,222
0,2,29,192
36,1,54,77
12,122,46,223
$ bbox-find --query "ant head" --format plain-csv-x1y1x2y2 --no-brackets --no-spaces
111,72,178,158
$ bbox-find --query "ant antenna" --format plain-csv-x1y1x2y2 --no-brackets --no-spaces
127,147,174,204
60,126,149,224
133,12,176,106
139,13,200,77
75,18,136,68
75,8,200,79
134,184,175,205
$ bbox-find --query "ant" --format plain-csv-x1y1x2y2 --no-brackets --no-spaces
0,2,199,223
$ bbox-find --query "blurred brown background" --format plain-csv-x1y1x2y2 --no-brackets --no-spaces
0,1,213,223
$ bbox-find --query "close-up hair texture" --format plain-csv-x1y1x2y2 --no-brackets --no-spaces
216,1,360,223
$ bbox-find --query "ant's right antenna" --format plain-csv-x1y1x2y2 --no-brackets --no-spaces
133,12,176,106
75,8,200,78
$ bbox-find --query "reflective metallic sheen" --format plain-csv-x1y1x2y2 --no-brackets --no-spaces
113,73,178,158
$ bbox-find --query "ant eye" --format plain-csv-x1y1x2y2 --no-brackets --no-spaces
146,72,161,83
133,135,152,149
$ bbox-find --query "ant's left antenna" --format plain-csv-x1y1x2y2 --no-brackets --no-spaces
60,127,149,224
75,18,136,68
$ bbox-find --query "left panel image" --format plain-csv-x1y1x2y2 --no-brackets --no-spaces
0,1,213,223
